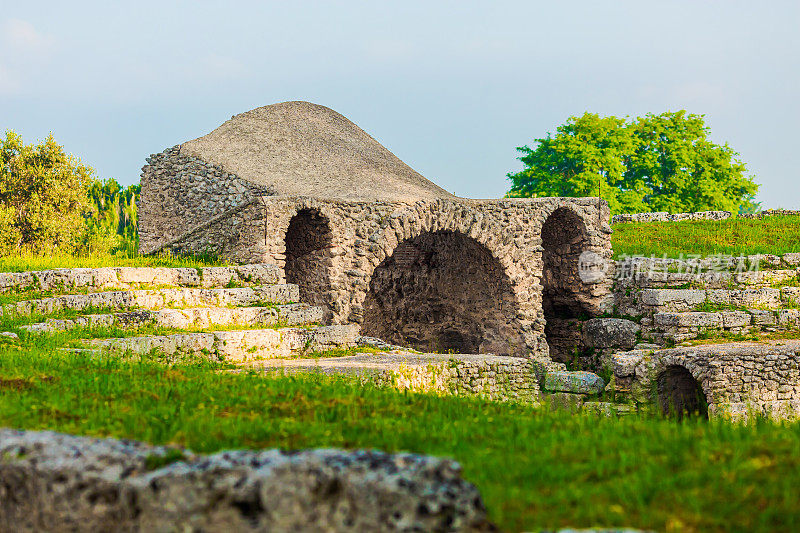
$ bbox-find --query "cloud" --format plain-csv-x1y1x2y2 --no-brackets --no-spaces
2,18,54,57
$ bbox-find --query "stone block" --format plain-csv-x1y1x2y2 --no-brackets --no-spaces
544,371,606,395
583,318,640,349
749,309,778,326
782,253,800,267
639,289,706,311
653,312,722,328
721,311,751,328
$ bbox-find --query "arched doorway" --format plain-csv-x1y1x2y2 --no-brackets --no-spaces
362,230,526,355
541,207,592,363
657,365,709,419
284,208,333,311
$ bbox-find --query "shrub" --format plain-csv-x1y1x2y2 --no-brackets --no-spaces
0,130,94,254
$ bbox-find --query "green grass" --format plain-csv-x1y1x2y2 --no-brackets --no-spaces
612,215,800,259
0,250,228,273
1,339,799,532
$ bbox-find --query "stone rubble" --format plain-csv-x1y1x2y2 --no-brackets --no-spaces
0,428,493,532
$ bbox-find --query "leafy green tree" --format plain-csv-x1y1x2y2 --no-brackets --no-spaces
0,130,95,254
507,111,759,214
87,179,140,253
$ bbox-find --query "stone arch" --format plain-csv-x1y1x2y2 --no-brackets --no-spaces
656,364,709,419
284,207,334,312
361,229,528,355
540,206,594,362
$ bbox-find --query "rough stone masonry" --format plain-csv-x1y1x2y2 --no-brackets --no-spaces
139,101,613,359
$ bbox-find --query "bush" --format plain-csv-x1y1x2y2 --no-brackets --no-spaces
0,131,94,254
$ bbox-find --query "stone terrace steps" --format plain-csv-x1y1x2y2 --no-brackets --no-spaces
620,286,800,315
88,324,361,362
4,285,298,317
20,303,323,334
617,268,799,290
0,264,281,294
649,309,800,343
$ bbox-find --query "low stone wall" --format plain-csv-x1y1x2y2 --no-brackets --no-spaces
612,209,800,225
0,429,492,532
612,210,732,224
260,353,541,404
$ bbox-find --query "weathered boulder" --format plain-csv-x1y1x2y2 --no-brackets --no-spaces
583,318,641,350
0,429,494,532
544,371,606,395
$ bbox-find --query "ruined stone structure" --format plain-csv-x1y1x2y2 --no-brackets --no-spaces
140,101,612,358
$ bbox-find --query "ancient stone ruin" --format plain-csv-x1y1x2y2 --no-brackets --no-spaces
134,102,800,421
140,101,613,360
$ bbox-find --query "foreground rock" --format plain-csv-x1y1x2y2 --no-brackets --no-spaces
0,429,494,532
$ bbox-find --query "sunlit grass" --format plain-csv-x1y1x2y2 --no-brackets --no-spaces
0,337,799,532
612,215,800,259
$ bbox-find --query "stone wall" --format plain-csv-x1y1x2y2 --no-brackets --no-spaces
612,210,732,224
142,171,612,358
612,209,800,225
139,146,271,253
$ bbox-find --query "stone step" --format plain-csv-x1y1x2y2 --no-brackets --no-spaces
620,287,800,315
616,268,799,290
251,352,540,404
19,303,324,334
89,324,360,362
645,309,800,343
0,264,281,294
616,253,800,274
4,285,298,317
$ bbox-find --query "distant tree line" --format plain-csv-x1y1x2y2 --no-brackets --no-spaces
507,111,760,215
0,130,139,256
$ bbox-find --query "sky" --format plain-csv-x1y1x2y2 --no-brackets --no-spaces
1,1,798,207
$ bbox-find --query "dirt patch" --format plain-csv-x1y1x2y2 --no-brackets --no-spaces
0,378,32,391
0,375,55,392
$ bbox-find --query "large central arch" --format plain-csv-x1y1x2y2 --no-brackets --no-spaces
361,230,526,355
541,206,593,363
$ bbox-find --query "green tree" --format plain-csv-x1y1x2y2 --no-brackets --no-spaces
507,111,759,215
86,179,140,253
0,130,95,254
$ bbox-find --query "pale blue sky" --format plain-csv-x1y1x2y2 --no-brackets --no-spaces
1,1,798,207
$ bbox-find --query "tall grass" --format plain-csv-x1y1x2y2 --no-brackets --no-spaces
612,215,800,259
0,337,798,532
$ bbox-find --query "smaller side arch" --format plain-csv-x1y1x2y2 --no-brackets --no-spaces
540,206,594,362
656,364,709,419
284,207,334,313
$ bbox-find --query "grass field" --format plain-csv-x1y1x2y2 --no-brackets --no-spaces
612,215,800,259
0,251,227,273
1,335,798,533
